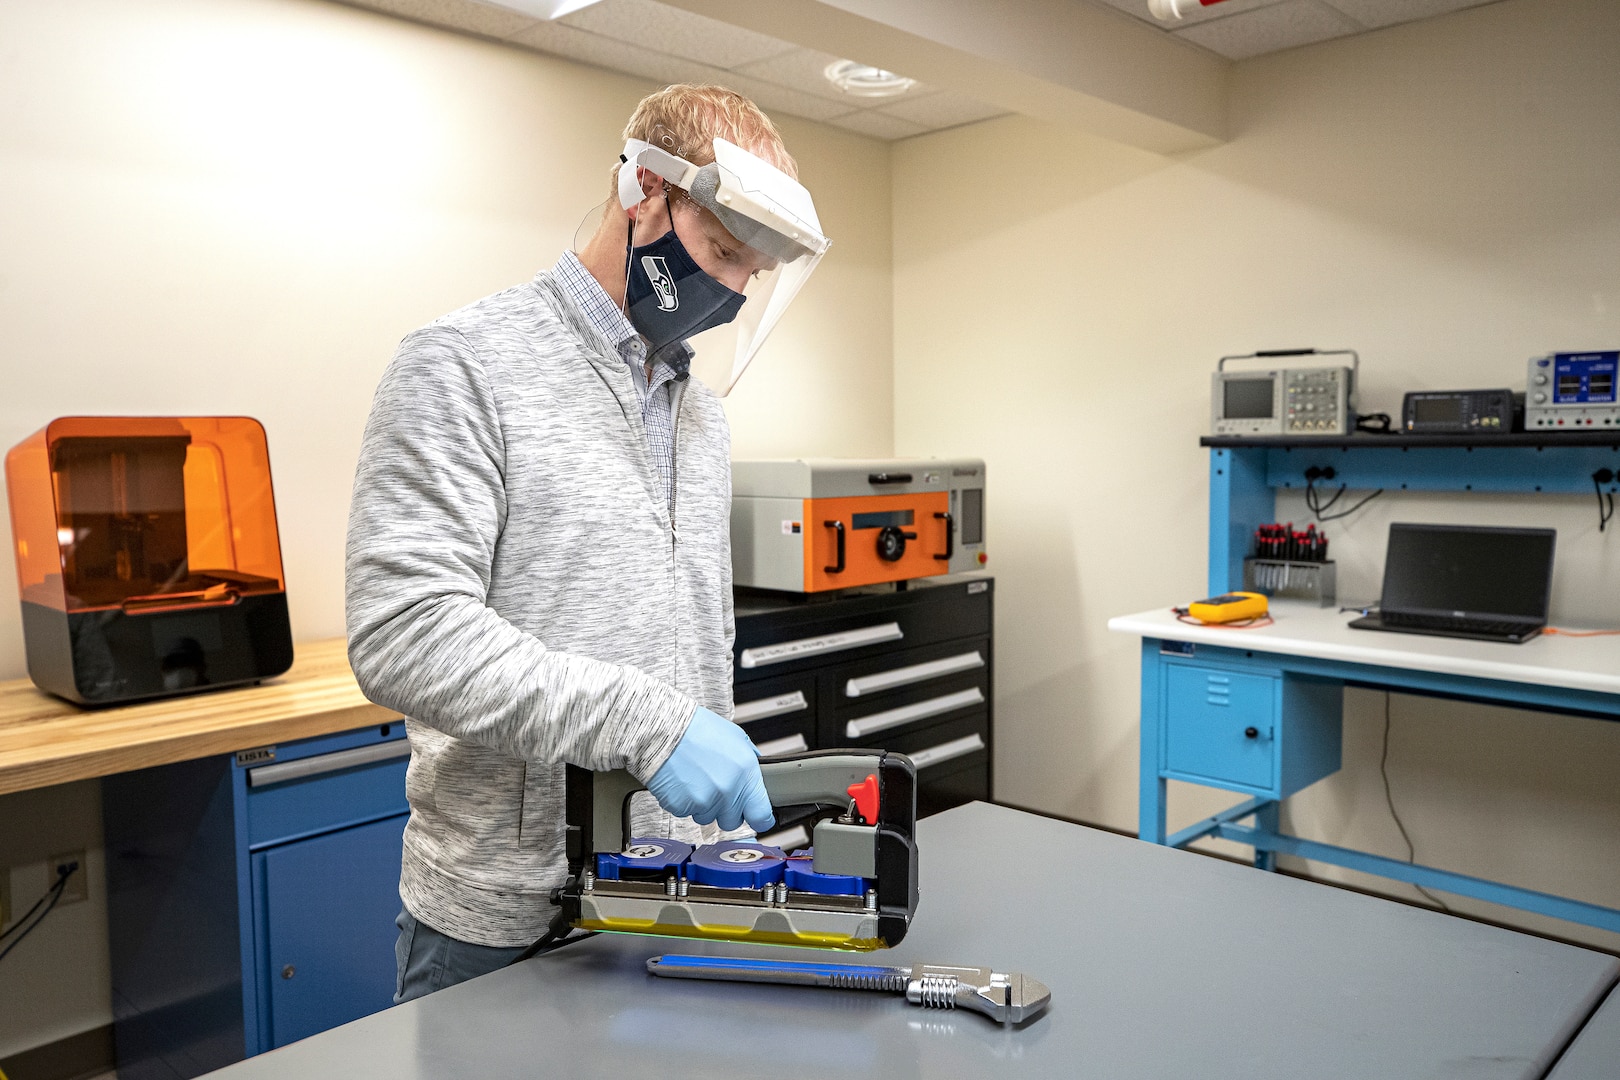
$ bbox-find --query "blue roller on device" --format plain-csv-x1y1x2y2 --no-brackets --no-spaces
684,842,785,888
595,838,694,881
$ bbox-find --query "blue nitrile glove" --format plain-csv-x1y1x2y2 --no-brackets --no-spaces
646,706,775,833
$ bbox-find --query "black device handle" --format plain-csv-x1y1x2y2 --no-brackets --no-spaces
867,472,913,485
1254,349,1318,357
1245,727,1259,739
824,520,845,574
934,511,954,561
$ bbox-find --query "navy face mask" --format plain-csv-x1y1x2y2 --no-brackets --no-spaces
623,223,745,364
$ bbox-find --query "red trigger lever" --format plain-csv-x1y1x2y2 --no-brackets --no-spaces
847,774,880,824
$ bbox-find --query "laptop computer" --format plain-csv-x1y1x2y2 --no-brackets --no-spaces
1349,523,1556,644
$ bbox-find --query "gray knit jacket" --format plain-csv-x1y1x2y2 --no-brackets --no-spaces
345,269,736,947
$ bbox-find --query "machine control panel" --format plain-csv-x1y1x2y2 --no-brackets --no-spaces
1525,352,1620,429
1401,389,1517,434
1211,351,1357,438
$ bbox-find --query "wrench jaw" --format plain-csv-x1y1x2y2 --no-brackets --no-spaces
905,966,1053,1025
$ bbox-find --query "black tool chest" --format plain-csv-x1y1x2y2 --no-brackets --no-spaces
732,575,993,843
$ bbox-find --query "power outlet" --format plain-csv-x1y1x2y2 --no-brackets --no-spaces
48,850,88,907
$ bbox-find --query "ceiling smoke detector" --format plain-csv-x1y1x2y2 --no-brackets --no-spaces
823,60,917,98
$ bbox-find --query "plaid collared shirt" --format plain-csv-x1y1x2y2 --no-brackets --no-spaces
552,252,683,514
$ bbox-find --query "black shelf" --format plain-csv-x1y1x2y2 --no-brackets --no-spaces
1200,432,1620,450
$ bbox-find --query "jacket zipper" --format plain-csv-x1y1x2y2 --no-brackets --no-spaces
669,382,686,545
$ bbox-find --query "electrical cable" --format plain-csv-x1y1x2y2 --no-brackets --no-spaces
1354,412,1393,434
0,865,75,965
1305,478,1346,518
1314,487,1383,523
507,898,597,967
1379,693,1449,913
0,885,61,946
1544,626,1620,637
1593,469,1615,533
1172,611,1275,629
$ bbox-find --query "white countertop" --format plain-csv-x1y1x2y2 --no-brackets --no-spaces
1107,602,1620,697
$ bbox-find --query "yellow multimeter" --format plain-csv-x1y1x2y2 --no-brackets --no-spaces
1185,591,1269,624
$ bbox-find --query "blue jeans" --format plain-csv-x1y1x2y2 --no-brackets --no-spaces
394,908,527,1004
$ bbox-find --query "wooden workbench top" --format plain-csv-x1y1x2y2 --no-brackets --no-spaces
0,638,399,796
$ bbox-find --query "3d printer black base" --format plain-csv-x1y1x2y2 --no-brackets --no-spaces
22,592,294,706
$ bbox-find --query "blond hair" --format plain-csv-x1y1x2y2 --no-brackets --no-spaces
618,84,797,196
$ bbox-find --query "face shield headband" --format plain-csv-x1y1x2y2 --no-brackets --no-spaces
618,135,830,396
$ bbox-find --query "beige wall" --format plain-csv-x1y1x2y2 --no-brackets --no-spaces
893,0,1620,950
0,0,890,1056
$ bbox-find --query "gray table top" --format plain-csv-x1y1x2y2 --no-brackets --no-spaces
210,803,1619,1080
1548,985,1620,1079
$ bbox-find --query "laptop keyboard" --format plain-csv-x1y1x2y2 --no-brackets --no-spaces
1380,611,1539,637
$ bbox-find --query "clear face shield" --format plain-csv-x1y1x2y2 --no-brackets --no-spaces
615,130,830,396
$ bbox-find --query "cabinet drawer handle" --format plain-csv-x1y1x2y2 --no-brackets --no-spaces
733,691,809,725
908,733,986,770
247,739,410,788
756,733,810,757
1244,727,1259,739
844,687,985,740
739,623,904,669
844,651,984,698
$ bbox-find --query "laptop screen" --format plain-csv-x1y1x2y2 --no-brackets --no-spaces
1381,524,1556,621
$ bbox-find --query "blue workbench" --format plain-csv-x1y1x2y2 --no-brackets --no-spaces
1110,603,1620,933
1110,432,1620,935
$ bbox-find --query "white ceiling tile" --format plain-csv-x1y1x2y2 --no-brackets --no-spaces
1318,0,1501,30
825,109,929,141
511,19,729,84
337,0,538,39
1088,0,1293,29
509,22,872,122
1174,0,1364,60
876,91,1008,130
733,47,933,105
557,0,796,69
714,70,869,122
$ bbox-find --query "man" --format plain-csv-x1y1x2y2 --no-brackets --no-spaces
344,84,829,1002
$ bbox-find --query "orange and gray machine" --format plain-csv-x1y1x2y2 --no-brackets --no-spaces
730,459,986,593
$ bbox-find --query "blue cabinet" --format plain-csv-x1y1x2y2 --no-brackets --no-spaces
254,814,407,1048
105,724,409,1080
1163,666,1278,791
1152,655,1342,803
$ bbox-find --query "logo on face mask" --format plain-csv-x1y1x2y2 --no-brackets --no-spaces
641,255,678,311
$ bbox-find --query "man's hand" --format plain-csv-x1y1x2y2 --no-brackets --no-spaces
646,707,775,833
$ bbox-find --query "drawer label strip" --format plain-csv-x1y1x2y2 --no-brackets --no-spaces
739,622,904,669
844,650,984,698
844,687,985,739
733,691,810,725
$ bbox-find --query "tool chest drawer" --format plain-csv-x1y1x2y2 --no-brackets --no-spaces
823,636,989,704
732,672,817,755
823,639,989,746
733,577,991,680
734,576,994,815
869,713,990,817
244,725,410,848
1159,662,1342,799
